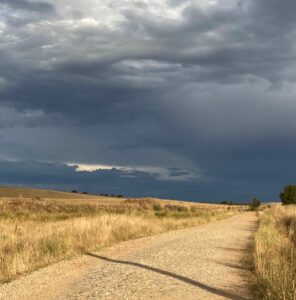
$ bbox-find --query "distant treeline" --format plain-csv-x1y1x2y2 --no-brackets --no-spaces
99,193,124,198
70,190,124,198
219,184,296,207
220,200,234,205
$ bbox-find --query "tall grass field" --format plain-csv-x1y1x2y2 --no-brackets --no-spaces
253,205,296,299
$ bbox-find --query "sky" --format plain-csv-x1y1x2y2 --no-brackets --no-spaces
0,0,295,202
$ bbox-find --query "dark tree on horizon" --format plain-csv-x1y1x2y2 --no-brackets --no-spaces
280,185,296,205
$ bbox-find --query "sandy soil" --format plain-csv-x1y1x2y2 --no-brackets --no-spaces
0,212,257,300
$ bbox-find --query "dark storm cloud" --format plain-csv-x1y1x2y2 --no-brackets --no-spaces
0,160,198,200
0,0,296,201
168,169,192,177
0,160,284,201
1,0,295,116
249,0,296,26
0,0,55,12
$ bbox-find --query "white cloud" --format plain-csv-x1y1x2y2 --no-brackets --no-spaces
67,162,200,181
67,163,115,172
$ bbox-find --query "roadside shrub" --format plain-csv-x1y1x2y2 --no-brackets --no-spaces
153,204,162,212
220,201,233,205
280,185,296,205
249,198,261,211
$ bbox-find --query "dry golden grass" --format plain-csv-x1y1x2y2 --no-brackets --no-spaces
0,187,247,283
253,205,296,299
0,186,99,199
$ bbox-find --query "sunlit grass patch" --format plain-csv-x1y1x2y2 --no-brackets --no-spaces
253,205,296,299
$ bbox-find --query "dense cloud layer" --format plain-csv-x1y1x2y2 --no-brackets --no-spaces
0,0,295,201
0,160,289,201
0,0,55,12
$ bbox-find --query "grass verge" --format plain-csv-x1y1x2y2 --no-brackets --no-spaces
253,205,296,299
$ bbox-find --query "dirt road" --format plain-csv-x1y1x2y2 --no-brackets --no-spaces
0,213,257,300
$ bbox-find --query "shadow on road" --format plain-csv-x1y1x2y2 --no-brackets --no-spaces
85,252,249,300
213,260,248,271
217,247,248,253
